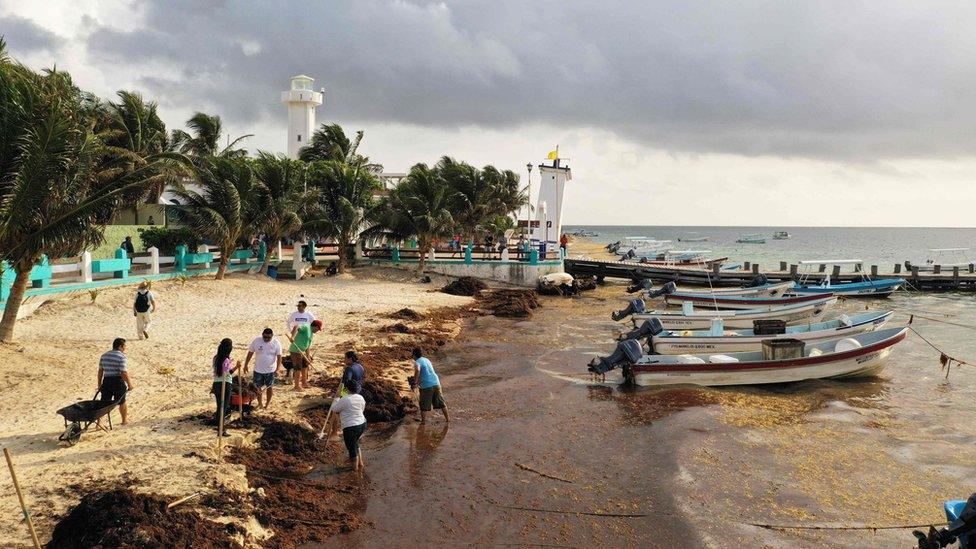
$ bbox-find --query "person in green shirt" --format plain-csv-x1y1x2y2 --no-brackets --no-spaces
289,319,321,390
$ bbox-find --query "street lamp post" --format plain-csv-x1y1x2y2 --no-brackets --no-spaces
524,162,533,234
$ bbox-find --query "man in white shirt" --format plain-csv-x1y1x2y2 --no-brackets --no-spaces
287,300,316,337
244,328,283,408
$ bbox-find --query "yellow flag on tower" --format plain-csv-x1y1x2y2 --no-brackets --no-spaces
547,149,559,160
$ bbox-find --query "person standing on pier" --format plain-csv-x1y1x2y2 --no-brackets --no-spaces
412,347,450,424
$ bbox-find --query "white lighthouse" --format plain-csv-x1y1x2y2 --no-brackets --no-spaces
281,75,323,159
530,152,572,257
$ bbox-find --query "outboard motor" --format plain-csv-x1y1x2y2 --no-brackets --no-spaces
618,249,636,262
611,298,645,321
749,273,768,287
626,278,654,294
588,338,644,375
914,493,976,548
605,241,621,253
621,318,664,353
646,281,677,299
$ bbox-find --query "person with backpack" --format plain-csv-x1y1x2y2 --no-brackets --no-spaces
133,282,156,340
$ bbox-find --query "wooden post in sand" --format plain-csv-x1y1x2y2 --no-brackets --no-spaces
238,370,245,425
3,448,41,549
217,375,227,460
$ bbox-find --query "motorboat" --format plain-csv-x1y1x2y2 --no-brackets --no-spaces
677,235,709,243
616,237,673,259
572,229,599,238
663,291,830,311
698,280,795,297
637,310,892,354
791,259,903,297
736,233,766,244
589,327,908,387
616,296,837,330
637,250,727,268
908,248,976,272
773,231,792,240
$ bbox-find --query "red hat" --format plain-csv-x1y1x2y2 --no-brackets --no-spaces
311,320,323,329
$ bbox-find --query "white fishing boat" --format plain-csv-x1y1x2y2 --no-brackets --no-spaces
617,237,673,258
699,280,795,297
663,291,827,310
677,235,709,243
590,327,908,387
772,231,792,240
911,248,976,272
736,233,766,244
647,310,892,354
625,296,836,330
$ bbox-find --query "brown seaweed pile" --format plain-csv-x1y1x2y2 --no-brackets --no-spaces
440,276,487,296
48,489,238,549
477,289,541,317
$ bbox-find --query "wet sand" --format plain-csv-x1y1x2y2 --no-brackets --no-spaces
331,282,976,547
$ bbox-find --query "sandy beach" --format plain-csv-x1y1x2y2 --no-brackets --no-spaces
0,267,471,547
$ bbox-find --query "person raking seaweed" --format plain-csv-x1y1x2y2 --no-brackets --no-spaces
327,377,367,472
288,319,321,390
411,347,450,423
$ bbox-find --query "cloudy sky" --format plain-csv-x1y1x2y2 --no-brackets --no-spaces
3,0,975,226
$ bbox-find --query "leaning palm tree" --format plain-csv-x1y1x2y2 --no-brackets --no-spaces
99,90,184,217
370,163,458,273
0,43,162,341
171,112,251,159
251,152,303,273
298,123,382,173
170,157,262,279
303,160,381,273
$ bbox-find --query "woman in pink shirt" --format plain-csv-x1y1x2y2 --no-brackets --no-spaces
211,338,240,436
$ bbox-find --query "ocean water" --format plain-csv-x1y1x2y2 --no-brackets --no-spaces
563,225,976,271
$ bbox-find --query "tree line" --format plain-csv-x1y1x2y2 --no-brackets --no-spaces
0,39,527,341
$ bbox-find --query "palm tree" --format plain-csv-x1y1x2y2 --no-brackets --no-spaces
436,157,528,245
298,123,382,172
170,157,262,279
251,152,303,273
371,163,458,273
0,41,162,341
171,112,251,159
303,160,380,273
98,91,183,220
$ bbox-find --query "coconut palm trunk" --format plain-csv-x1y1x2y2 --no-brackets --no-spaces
0,266,35,342
417,237,430,274
215,244,232,279
259,239,278,274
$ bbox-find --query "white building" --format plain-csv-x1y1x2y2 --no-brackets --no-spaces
530,155,572,255
281,75,323,159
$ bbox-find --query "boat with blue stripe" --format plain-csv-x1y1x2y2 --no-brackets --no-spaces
791,259,904,298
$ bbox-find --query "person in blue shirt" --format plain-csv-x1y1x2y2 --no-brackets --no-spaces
412,347,449,423
341,350,365,396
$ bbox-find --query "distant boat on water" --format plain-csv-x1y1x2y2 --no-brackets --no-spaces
909,248,976,272
678,236,709,242
773,231,792,240
737,233,766,244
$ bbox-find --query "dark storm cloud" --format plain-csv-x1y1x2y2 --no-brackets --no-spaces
1,13,64,53
83,0,976,159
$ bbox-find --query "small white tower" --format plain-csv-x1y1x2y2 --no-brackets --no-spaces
530,152,572,255
281,75,323,159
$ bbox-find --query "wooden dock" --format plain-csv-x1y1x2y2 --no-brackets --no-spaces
564,258,976,292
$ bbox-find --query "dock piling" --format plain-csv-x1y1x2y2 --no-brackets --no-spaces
779,261,787,271
752,263,759,274
894,263,902,274
934,264,941,274
789,264,797,278
831,265,841,278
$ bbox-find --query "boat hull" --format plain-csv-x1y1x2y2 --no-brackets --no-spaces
705,281,795,297
629,328,907,387
632,298,836,330
651,312,891,354
664,292,827,310
791,279,903,297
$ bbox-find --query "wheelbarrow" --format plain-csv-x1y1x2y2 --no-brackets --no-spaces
56,391,119,446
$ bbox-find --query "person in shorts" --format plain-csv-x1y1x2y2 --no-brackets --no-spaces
244,328,282,408
412,347,449,424
98,338,134,425
328,378,367,472
289,319,321,390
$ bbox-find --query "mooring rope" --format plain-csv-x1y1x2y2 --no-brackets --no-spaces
745,520,948,531
908,318,976,378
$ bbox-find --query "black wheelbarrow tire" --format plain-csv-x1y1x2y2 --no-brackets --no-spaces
60,422,82,446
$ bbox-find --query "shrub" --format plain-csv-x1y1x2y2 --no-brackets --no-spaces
137,227,201,255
